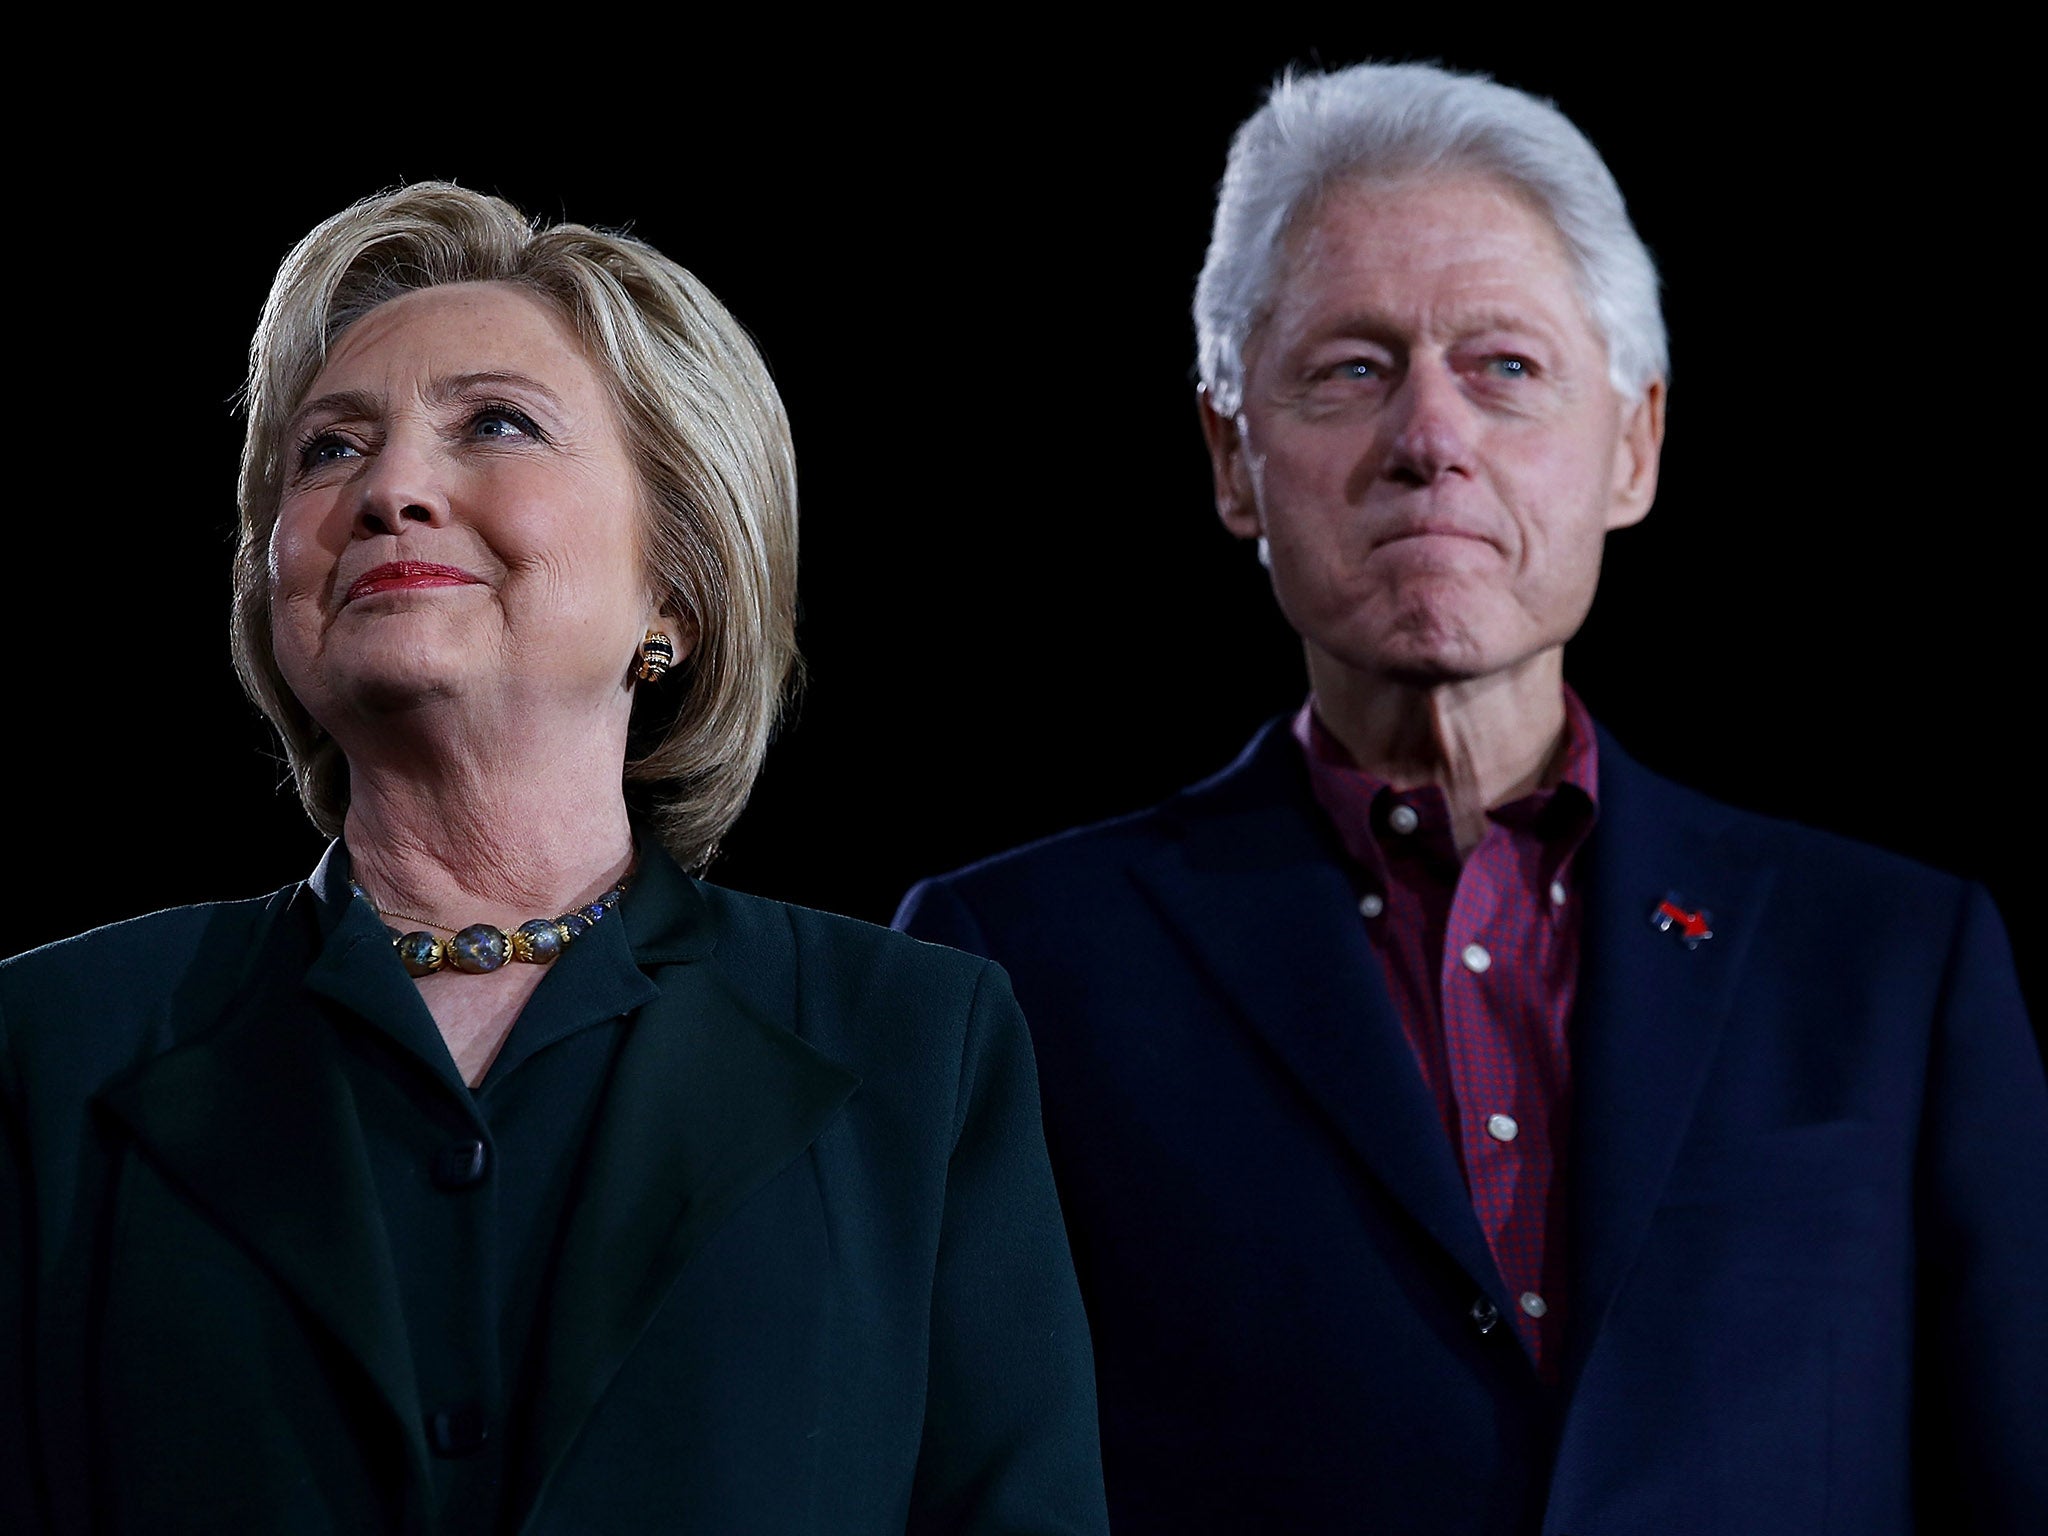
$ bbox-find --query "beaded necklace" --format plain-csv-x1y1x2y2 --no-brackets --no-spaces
350,865,634,978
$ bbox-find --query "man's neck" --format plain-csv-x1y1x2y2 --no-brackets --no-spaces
1306,645,1569,856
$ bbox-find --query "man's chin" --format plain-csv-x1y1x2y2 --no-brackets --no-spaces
1332,625,1497,690
1377,658,1491,690
1314,628,1559,696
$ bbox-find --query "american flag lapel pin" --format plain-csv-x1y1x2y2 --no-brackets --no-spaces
1650,892,1713,949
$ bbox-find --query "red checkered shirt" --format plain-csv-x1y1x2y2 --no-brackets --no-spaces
1294,691,1599,1379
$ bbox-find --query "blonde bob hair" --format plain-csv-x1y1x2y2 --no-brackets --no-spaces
233,181,800,871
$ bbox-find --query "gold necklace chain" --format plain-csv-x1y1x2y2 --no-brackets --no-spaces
365,902,457,933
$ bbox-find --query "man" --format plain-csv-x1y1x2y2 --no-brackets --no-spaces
896,61,2045,1535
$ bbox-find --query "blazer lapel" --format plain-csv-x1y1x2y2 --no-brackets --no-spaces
1565,729,1773,1384
1130,723,1506,1305
94,886,429,1493
514,866,861,1521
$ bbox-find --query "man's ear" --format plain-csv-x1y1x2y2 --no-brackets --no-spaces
1606,377,1666,531
1197,386,1264,541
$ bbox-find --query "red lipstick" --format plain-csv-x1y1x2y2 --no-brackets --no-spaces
346,562,483,603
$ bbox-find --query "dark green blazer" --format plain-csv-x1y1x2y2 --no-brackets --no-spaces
0,844,1107,1535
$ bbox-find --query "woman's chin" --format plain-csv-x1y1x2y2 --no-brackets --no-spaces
321,627,494,707
307,658,482,725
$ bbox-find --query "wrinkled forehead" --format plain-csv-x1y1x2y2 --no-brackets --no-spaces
307,281,597,398
1259,171,1601,349
1288,171,1576,289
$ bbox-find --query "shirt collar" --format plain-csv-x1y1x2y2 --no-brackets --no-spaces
1292,685,1600,883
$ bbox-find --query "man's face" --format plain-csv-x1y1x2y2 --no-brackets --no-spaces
1201,175,1663,690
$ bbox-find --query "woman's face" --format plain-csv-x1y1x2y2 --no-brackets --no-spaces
269,282,656,749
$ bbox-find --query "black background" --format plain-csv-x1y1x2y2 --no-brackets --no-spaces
6,34,2039,1042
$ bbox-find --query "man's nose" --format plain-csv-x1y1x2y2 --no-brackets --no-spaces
1381,363,1476,487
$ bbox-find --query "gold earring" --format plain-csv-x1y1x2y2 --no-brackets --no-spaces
636,630,676,683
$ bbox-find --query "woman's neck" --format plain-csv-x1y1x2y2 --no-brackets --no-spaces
339,721,638,934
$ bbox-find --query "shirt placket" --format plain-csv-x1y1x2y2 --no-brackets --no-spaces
1440,830,1556,1370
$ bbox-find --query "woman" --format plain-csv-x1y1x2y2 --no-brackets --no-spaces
0,183,1107,1535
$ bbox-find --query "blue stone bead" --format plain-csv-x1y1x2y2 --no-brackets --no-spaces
580,903,607,924
556,912,593,942
395,931,445,976
512,918,565,964
448,924,509,974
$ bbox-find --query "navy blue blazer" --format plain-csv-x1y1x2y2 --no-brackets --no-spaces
896,718,2047,1535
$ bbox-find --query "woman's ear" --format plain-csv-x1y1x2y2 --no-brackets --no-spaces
661,608,700,665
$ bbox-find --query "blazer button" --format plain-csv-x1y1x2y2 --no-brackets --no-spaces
1470,1296,1501,1334
432,1139,489,1190
427,1402,489,1457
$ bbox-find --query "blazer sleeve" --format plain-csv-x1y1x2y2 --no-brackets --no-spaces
1914,882,2048,1534
906,957,1108,1536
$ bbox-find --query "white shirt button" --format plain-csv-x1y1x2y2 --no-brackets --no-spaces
1358,893,1385,918
1387,804,1420,835
1519,1291,1548,1319
1549,879,1568,907
1486,1113,1520,1142
1460,942,1492,974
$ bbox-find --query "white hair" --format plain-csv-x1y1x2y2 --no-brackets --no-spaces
1194,61,1667,415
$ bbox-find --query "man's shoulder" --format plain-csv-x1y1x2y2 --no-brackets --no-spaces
1597,725,1988,949
913,719,1301,896
921,797,1185,895
891,719,1318,966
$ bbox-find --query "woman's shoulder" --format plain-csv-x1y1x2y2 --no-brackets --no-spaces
692,878,994,1002
683,880,1022,1085
681,880,1036,1144
1,887,300,1053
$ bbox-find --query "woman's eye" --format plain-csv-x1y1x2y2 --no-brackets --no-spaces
297,433,359,471
470,406,543,441
1485,356,1534,380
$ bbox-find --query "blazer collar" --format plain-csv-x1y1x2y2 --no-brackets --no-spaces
1562,724,1773,1387
510,849,861,1524
1130,719,1509,1310
620,829,719,964
94,867,435,1509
